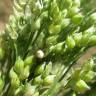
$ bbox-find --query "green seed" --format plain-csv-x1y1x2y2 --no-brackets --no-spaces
52,6,61,22
84,26,95,35
68,7,79,17
34,18,41,30
9,68,18,79
6,23,18,40
51,0,61,22
14,0,23,12
73,0,81,7
71,69,81,79
49,24,61,35
42,62,52,78
72,13,83,25
35,62,46,76
40,11,48,19
74,79,90,93
73,33,82,46
46,35,58,47
19,66,30,80
89,13,96,24
11,77,20,88
84,59,94,71
18,0,26,7
63,0,73,8
36,32,45,48
49,42,64,54
79,33,89,47
24,55,34,66
66,36,75,49
53,42,64,53
23,83,36,96
14,57,24,74
82,71,96,82
43,75,56,86
89,35,96,45
61,18,70,29
33,75,43,84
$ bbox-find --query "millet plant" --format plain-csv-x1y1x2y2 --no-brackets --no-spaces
0,0,96,96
